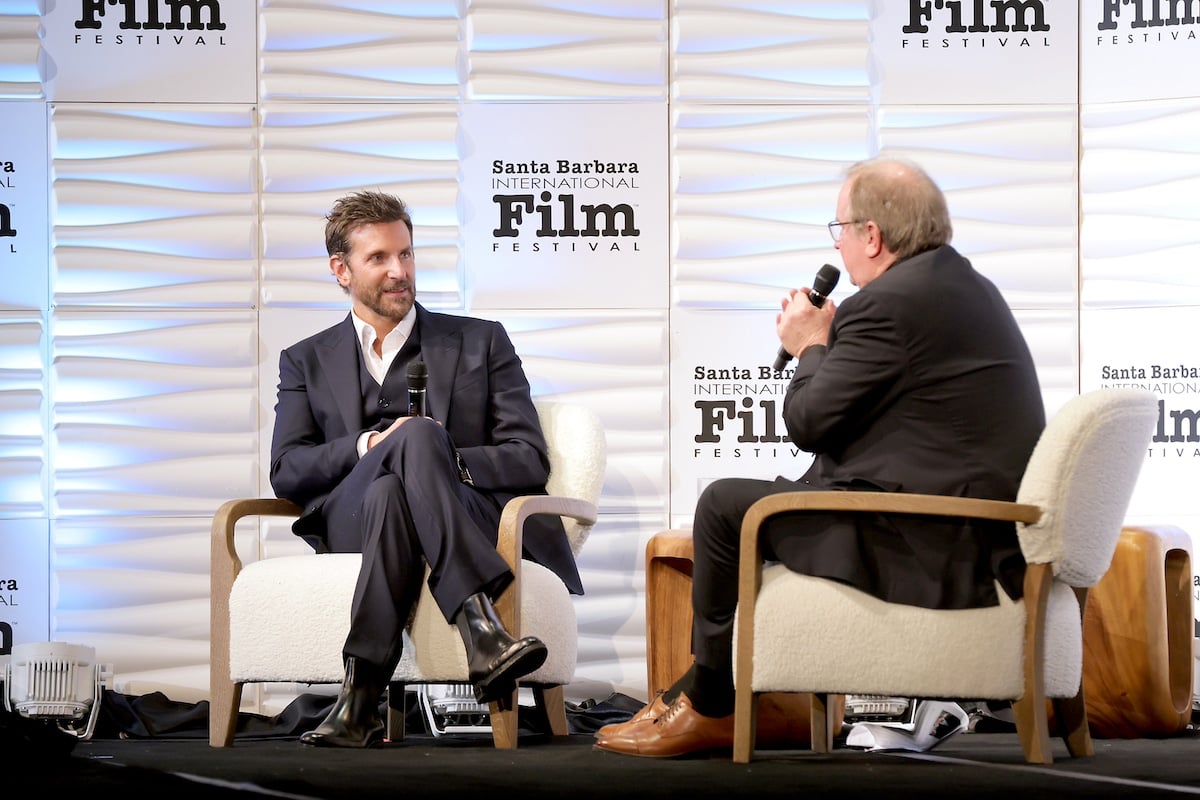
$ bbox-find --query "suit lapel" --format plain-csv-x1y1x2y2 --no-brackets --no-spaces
315,315,366,434
416,305,461,424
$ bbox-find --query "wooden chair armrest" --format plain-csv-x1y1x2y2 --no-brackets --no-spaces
211,498,303,583
496,495,598,569
738,489,1041,585
743,490,1042,530
210,497,303,624
738,490,1041,584
494,494,598,635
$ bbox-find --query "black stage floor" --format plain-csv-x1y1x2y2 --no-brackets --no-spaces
23,729,1200,799
9,694,1200,799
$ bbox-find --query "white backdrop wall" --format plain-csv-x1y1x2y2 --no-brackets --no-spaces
0,1,1197,713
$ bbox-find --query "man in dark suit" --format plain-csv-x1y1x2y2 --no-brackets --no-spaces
595,157,1045,758
270,190,583,748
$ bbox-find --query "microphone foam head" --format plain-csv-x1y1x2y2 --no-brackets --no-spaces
406,359,428,389
814,263,840,296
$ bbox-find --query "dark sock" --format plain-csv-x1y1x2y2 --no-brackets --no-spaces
661,664,695,704
677,663,734,718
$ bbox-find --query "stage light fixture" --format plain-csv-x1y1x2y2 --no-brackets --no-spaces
3,641,112,742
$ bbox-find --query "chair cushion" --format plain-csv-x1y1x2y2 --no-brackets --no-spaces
228,553,576,686
736,565,1083,700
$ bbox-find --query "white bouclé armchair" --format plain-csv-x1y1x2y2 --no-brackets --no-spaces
209,400,606,749
731,389,1159,765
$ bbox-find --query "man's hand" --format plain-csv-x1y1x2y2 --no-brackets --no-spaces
367,415,413,450
776,287,837,359
367,414,445,451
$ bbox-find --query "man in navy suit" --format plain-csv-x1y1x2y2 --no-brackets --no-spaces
595,157,1046,758
270,190,583,748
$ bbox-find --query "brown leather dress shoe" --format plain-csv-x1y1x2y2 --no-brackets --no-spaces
594,693,733,758
594,692,669,739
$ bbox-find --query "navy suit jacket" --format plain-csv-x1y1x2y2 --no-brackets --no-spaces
269,303,584,596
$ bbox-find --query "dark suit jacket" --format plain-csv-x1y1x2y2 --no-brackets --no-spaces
779,244,1045,608
269,303,583,595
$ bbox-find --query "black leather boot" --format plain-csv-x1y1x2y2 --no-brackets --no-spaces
454,591,548,704
298,656,387,748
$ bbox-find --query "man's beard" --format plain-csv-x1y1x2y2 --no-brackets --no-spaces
359,282,413,321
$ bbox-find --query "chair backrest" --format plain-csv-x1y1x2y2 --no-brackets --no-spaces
534,399,606,557
1015,388,1158,586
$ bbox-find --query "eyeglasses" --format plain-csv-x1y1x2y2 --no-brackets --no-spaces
827,219,864,242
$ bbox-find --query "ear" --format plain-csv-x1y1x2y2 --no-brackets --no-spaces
862,221,884,259
330,254,350,288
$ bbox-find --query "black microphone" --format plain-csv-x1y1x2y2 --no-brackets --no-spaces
407,359,428,417
773,263,841,371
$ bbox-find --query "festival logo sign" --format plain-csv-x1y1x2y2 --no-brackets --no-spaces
0,101,49,310
1082,0,1200,102
460,102,668,309
41,1,256,102
1081,305,1200,620
871,0,1078,104
669,308,816,521
1082,305,1200,515
0,521,51,653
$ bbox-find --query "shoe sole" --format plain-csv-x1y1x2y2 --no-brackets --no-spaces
299,731,384,748
473,641,549,704
591,742,732,759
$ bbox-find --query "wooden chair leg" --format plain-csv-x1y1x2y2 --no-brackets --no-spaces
534,685,569,736
1014,562,1054,764
488,685,520,749
208,678,242,747
810,692,833,753
733,690,757,764
1052,694,1093,757
1013,691,1054,764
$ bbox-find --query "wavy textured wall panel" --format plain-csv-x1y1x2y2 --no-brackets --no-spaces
260,2,460,101
0,6,42,99
0,312,46,516
49,311,260,517
465,2,668,100
1080,99,1200,307
672,3,869,102
50,105,259,308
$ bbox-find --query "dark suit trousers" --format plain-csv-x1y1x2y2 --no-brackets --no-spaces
690,476,843,676
320,417,509,672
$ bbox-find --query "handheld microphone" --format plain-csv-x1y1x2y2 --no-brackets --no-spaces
773,263,841,371
407,359,428,417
